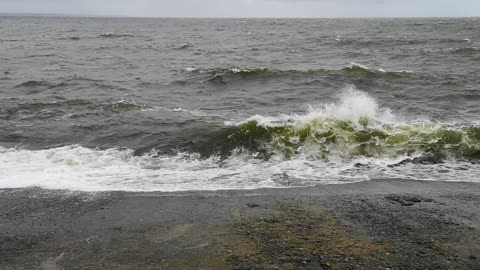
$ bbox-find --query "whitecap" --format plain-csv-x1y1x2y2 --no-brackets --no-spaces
184,67,198,72
347,62,371,70
172,107,185,112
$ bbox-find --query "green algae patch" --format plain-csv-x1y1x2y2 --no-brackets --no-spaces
227,201,397,269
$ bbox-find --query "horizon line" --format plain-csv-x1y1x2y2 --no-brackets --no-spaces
0,12,479,19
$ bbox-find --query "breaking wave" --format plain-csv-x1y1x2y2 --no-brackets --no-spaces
198,86,480,162
1,86,479,192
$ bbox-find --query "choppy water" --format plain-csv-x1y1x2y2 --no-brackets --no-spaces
1,17,480,191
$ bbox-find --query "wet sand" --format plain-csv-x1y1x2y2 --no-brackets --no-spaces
1,179,479,269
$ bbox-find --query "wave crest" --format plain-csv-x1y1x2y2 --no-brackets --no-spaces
219,87,480,161
3,98,145,120
179,65,416,84
99,32,136,38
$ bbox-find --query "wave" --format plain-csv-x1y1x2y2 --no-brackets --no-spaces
175,43,192,50
450,47,479,55
24,54,60,59
3,98,145,119
190,86,480,162
337,37,473,47
1,87,479,192
342,62,393,75
226,116,480,161
15,80,51,88
99,32,136,38
103,98,144,111
0,39,25,42
179,64,415,84
15,76,136,92
432,93,480,101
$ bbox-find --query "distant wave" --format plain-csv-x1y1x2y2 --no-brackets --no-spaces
2,98,145,120
175,43,192,50
14,76,135,93
450,47,479,55
24,54,60,59
58,36,81,41
14,80,64,89
337,37,473,47
99,32,136,38
0,39,25,42
176,64,417,84
432,93,480,101
15,80,46,88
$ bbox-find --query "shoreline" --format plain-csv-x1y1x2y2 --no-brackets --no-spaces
1,179,479,269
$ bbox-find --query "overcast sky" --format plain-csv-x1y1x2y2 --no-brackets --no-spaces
1,0,479,18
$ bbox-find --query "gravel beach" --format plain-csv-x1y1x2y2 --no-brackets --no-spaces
1,179,479,270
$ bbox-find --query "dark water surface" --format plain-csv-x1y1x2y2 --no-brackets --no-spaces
1,17,479,191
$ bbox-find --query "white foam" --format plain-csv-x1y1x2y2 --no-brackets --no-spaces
229,67,266,73
348,62,371,70
172,107,185,112
1,144,477,192
240,85,397,127
311,85,389,123
0,145,367,192
184,67,198,72
141,106,211,118
176,43,191,50
101,32,115,37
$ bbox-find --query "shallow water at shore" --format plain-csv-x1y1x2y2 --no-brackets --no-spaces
1,17,479,191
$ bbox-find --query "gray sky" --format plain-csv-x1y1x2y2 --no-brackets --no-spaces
1,0,479,17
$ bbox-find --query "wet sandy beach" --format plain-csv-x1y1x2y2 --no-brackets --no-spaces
1,179,479,269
